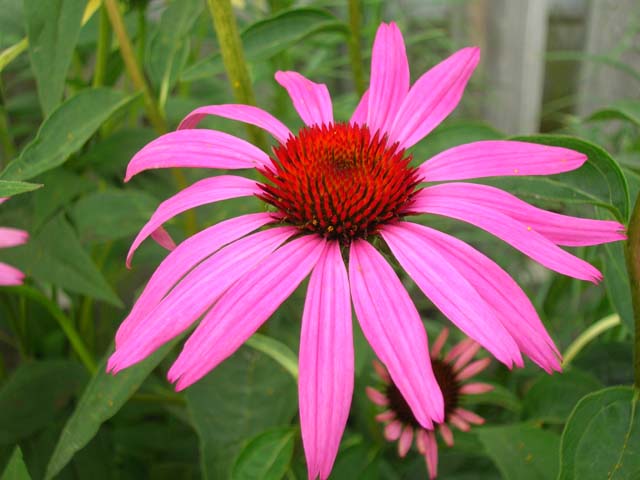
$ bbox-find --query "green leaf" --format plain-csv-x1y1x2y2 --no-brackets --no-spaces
1,447,31,480
71,189,158,243
45,340,178,480
476,423,560,480
186,347,297,480
0,361,87,445
23,0,85,115
603,242,634,330
573,341,633,386
1,88,132,181
558,386,640,480
587,100,640,127
4,213,121,306
146,0,202,90
461,382,522,414
245,333,298,380
30,170,94,227
521,370,602,423
499,135,630,222
181,7,348,82
0,180,41,197
231,427,295,480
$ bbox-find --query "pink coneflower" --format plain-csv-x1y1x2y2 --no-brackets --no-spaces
0,198,28,286
109,22,625,479
367,328,493,479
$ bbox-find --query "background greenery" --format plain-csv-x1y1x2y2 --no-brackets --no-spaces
0,0,639,479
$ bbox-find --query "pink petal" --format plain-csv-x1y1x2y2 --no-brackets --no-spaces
419,140,588,182
455,408,485,425
349,89,369,126
438,423,454,447
381,224,522,368
0,227,28,248
0,198,7,204
178,104,293,144
389,47,480,149
349,240,444,428
400,221,561,372
366,22,409,135
373,359,391,382
167,235,327,390
126,175,261,267
419,182,625,246
416,429,427,454
423,431,439,480
299,242,353,480
365,387,388,406
275,71,333,127
448,413,470,432
375,410,396,422
124,129,271,181
398,425,414,457
384,421,403,441
150,226,176,251
452,342,481,372
108,227,296,372
444,338,476,363
410,187,603,283
0,262,25,286
115,213,274,348
460,382,494,395
457,358,491,380
430,328,449,359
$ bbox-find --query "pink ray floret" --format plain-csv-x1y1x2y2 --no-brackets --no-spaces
110,21,626,480
0,198,28,286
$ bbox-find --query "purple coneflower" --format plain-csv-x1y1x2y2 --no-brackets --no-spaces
368,328,493,479
108,22,625,479
0,198,28,286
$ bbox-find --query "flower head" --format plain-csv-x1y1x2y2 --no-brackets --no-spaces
367,328,493,479
0,197,28,286
109,21,625,480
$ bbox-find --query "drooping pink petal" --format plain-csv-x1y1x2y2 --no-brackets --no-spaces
0,262,25,286
275,71,333,127
455,408,485,425
398,221,561,372
366,22,409,135
389,47,480,149
410,187,603,283
452,342,481,372
124,129,271,181
398,426,414,457
0,198,7,204
438,423,454,447
178,104,293,143
419,140,588,182
375,411,396,422
299,242,353,480
366,387,389,406
150,226,176,251
416,429,427,454
448,413,470,432
349,239,444,428
423,431,439,480
167,235,327,390
108,227,296,372
373,359,391,382
457,358,491,381
0,227,28,248
460,383,494,395
349,89,369,126
381,224,522,368
384,421,403,441
115,213,274,348
126,175,261,267
430,328,449,359
419,182,626,246
444,338,476,363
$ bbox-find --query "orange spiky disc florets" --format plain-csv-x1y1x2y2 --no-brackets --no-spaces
258,123,420,243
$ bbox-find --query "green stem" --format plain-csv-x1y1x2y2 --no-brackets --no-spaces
625,192,640,389
348,0,366,96
136,5,146,66
92,5,112,88
562,314,621,368
205,0,267,151
104,0,166,135
5,285,97,374
0,78,16,165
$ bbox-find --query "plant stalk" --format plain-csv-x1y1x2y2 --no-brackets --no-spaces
348,0,366,96
625,192,640,389
92,5,112,88
205,0,267,151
